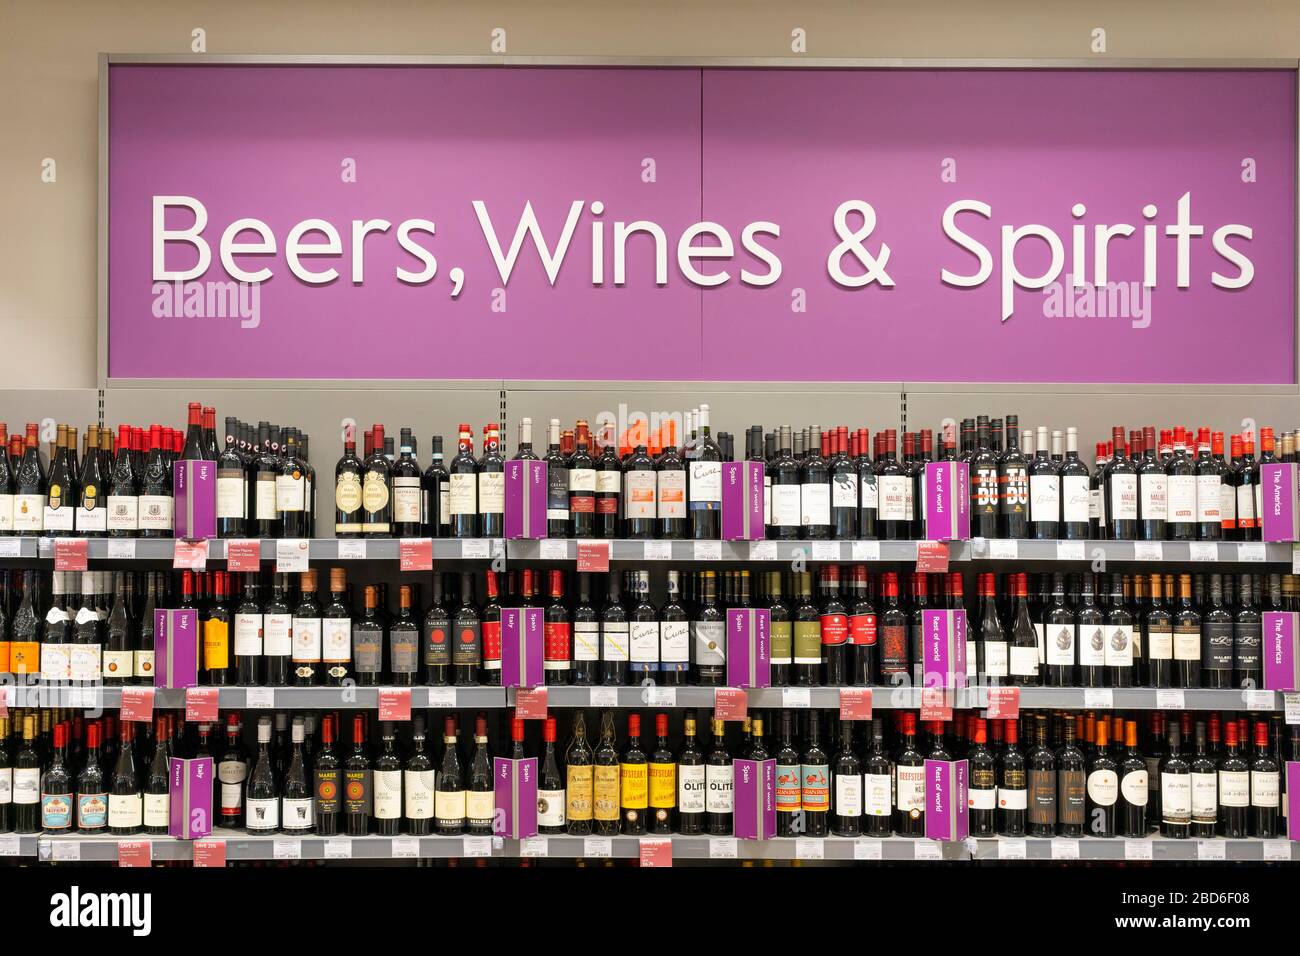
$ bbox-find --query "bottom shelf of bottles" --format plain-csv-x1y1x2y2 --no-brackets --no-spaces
5,831,1295,863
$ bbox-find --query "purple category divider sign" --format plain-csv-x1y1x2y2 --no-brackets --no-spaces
1261,464,1299,542
1263,611,1299,691
923,609,967,691
109,66,1294,383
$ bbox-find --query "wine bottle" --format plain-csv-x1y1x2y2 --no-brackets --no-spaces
1159,721,1190,838
773,709,802,838
1218,718,1249,837
527,716,564,836
820,566,849,687
388,428,423,537
706,716,734,836
792,572,822,687
593,711,620,836
1104,574,1134,687
967,717,996,837
1008,573,1040,687
1249,719,1280,837
279,716,312,834
233,573,263,686
1171,573,1201,688
892,712,924,837
832,718,862,837
372,721,403,836
342,715,372,837
1052,716,1085,838
564,711,594,836
626,570,659,684
39,722,73,833
688,405,722,540
1188,720,1217,839
1234,574,1262,689
42,425,76,536
619,713,649,835
1027,714,1058,837
445,424,478,539
74,720,106,833
143,715,170,835
567,427,597,539
40,571,71,687
263,573,292,687
647,713,676,835
767,571,793,687
312,715,341,836
1085,718,1119,838
997,719,1027,837
11,716,39,834
466,714,494,835
693,570,726,686
244,716,279,834
799,427,830,540
350,585,384,686
541,569,571,686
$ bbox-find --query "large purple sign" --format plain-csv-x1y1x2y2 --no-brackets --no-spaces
108,65,1296,382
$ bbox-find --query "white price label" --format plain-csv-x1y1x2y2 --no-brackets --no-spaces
1284,692,1300,725
853,839,882,860
709,838,738,859
583,837,612,858
521,837,549,858
811,541,839,561
1055,541,1086,561
336,540,367,560
324,839,353,859
1123,839,1152,861
1238,542,1266,563
52,841,81,861
273,839,301,860
1293,543,1300,575
693,540,722,561
1190,542,1218,562
647,687,677,707
1196,840,1225,861
275,539,309,572
1243,689,1274,711
590,687,619,708
427,688,456,707
106,539,137,559
539,540,569,561
0,835,21,856
850,540,880,561
0,539,21,558
989,539,1018,560
391,838,419,858
1134,542,1163,561
644,541,672,561
463,836,492,858
1084,689,1114,709
461,540,491,559
782,688,812,708
246,688,275,708
1263,840,1292,861
795,838,824,860
914,840,943,861
1051,838,1080,860
748,541,778,561
1155,689,1186,709
998,837,1026,860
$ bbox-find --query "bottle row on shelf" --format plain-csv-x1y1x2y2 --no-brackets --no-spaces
3,705,1295,845
2,402,1295,544
2,565,1296,692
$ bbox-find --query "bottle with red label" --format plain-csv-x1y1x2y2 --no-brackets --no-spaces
544,569,571,686
848,564,877,686
480,570,503,686
452,572,481,687
878,572,909,682
819,565,849,686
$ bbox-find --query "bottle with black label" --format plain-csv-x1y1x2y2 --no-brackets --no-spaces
1234,574,1262,689
968,717,997,837
997,719,1027,837
1056,717,1086,837
998,415,1029,538
388,585,419,687
1201,574,1234,688
343,715,372,837
351,585,384,686
313,715,341,836
453,572,481,687
1027,714,1057,837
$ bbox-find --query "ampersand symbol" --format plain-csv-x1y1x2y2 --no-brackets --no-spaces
827,200,894,288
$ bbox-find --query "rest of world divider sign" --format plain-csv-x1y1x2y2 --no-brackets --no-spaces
108,65,1296,384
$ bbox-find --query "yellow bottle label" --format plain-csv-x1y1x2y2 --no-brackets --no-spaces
620,762,648,810
203,618,230,670
649,761,676,809
566,765,593,821
593,765,620,821
10,641,39,675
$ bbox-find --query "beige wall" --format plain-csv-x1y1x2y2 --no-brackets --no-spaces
2,0,1297,389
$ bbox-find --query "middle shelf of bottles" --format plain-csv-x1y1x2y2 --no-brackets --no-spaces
5,831,1296,862
1,537,1294,565
6,685,1289,712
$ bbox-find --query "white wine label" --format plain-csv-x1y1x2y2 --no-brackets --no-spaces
1167,475,1197,524
245,798,280,831
657,471,686,519
878,476,909,520
373,770,403,819
263,613,292,656
832,474,858,508
601,622,630,662
392,478,422,522
537,789,566,827
629,621,660,662
1110,474,1138,521
800,483,830,526
322,619,351,662
75,505,107,533
678,765,706,814
835,774,863,816
968,787,996,810
997,786,1028,811
139,494,174,531
143,793,170,828
596,471,620,494
771,485,801,526
108,793,143,829
1104,625,1134,667
42,505,74,531
1251,770,1280,808
293,617,322,661
478,472,505,514
234,613,263,655
449,473,476,515
275,475,305,511
405,771,435,819
1219,770,1249,807
1195,475,1222,523
0,494,12,531
1087,769,1118,806
706,764,734,814
573,621,600,662
1120,770,1148,806
1029,475,1060,522
106,495,139,531
12,494,43,531
625,471,657,519
660,620,689,663
282,798,314,830
1009,645,1038,678
1062,476,1090,523
569,468,596,493
865,773,891,816
216,475,245,519
1191,773,1217,818
688,462,722,503
1139,474,1167,521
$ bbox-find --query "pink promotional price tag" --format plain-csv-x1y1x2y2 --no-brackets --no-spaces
225,540,261,572
400,538,433,572
117,841,151,868
379,689,412,722
639,839,672,868
54,538,88,572
839,687,872,721
185,687,219,723
173,539,209,570
919,686,952,722
121,687,155,724
915,541,950,574
986,686,1020,720
576,540,611,573
714,687,747,722
515,687,548,720
193,840,227,868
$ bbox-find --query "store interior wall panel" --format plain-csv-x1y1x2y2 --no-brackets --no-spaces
0,388,100,431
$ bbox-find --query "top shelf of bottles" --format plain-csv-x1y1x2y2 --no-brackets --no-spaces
0,537,1292,566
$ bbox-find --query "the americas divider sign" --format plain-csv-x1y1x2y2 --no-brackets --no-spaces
107,65,1296,383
